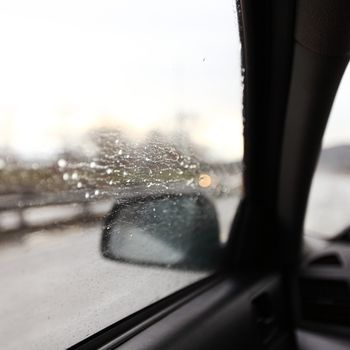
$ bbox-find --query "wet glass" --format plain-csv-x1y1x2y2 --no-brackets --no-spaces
0,0,243,348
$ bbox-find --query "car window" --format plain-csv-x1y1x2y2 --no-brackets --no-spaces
305,63,350,240
0,0,243,348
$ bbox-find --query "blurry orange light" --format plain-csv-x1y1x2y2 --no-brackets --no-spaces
198,174,212,188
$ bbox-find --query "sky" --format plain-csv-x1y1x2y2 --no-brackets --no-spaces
0,0,243,162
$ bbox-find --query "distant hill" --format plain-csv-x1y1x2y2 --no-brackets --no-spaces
318,144,350,173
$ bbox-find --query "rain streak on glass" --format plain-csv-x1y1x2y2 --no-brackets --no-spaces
0,0,243,349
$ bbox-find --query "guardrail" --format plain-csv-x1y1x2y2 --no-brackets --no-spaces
0,181,241,235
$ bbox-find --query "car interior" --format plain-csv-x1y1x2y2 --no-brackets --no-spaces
2,0,350,349
66,1,350,349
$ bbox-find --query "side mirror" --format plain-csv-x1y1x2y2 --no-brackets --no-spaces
101,193,222,270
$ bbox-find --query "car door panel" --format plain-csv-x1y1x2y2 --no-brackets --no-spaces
114,274,295,350
297,330,350,350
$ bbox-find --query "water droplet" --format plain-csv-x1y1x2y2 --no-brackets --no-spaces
186,179,194,186
90,161,96,168
85,192,90,199
58,159,67,168
123,171,128,176
72,172,78,180
77,182,82,188
94,190,100,196
106,168,112,174
118,150,123,155
63,173,69,181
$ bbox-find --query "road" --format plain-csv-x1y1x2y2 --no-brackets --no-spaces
0,196,238,350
